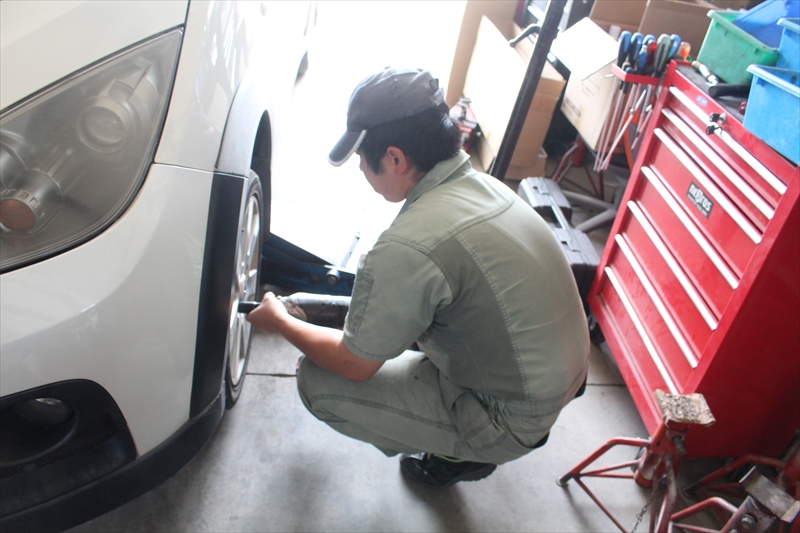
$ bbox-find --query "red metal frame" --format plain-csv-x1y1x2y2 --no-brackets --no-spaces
611,64,662,87
558,421,690,533
588,61,800,458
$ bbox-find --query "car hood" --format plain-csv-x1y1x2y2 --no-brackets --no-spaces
0,0,188,110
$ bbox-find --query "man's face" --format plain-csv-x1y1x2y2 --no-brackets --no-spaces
358,152,401,203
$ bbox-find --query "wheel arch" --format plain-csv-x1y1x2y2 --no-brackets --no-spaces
216,60,274,235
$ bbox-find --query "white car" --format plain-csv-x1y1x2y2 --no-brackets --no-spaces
0,2,314,530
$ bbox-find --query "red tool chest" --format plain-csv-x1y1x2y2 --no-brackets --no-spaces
589,62,800,458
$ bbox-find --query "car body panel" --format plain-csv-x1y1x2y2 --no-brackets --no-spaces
0,1,188,111
0,164,212,455
1,0,314,527
156,1,310,174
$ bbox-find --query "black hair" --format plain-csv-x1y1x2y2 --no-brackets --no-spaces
359,103,462,175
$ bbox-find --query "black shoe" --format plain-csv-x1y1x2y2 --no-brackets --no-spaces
400,453,497,489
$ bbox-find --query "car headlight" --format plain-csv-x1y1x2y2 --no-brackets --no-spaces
0,29,182,272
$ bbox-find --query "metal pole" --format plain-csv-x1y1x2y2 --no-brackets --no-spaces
489,0,566,180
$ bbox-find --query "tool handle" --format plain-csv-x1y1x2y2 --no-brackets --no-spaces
238,301,260,314
617,31,632,67
629,32,644,64
653,34,672,77
692,60,719,86
708,83,750,98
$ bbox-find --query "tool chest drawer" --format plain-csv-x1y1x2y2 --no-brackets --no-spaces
666,74,788,208
659,107,773,233
646,126,760,276
621,202,715,357
635,167,737,319
601,234,697,392
589,63,800,458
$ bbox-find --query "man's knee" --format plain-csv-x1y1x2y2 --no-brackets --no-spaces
296,356,348,423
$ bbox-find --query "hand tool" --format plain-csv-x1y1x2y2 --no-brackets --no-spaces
708,83,750,98
676,41,691,60
594,31,632,172
238,292,351,328
636,35,669,125
598,38,650,171
599,88,646,170
632,34,679,148
692,60,719,86
595,33,645,171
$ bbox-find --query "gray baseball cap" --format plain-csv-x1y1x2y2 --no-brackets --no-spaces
328,67,445,166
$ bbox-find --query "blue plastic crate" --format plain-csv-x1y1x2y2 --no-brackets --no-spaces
734,0,800,48
744,65,800,164
777,18,800,70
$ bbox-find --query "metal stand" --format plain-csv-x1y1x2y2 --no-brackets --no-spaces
671,466,800,533
549,135,631,232
558,391,715,533
550,136,605,198
671,440,800,533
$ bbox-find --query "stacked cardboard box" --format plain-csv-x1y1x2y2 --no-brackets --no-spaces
463,16,565,181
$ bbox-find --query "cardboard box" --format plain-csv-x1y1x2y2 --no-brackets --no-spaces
447,1,518,107
505,147,548,182
551,18,618,151
639,0,717,53
463,16,565,170
590,0,647,35
475,133,548,181
589,0,716,54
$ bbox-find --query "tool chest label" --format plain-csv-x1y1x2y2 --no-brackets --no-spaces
687,182,713,218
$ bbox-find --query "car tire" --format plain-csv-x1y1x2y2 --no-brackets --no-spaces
224,171,263,409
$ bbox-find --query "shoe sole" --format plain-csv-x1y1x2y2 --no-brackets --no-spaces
401,462,497,489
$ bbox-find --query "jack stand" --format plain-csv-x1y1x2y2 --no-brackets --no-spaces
550,136,606,199
670,438,800,533
557,391,715,533
670,467,800,533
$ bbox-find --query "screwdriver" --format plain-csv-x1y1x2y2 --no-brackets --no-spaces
633,34,675,141
595,31,632,172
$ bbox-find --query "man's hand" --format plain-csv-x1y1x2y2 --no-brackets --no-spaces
245,292,384,382
245,292,289,333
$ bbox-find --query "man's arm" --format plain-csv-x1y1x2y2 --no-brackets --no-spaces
246,292,383,382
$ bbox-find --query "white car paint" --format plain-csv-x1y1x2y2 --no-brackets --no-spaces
0,164,213,455
0,0,312,459
0,1,188,110
156,1,310,173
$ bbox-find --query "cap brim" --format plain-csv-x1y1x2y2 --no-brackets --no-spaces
328,130,367,167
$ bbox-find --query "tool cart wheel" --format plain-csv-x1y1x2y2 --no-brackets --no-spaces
588,312,605,345
225,172,263,408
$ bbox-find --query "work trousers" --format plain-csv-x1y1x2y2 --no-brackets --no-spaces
297,351,566,465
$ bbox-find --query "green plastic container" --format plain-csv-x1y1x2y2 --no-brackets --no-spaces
697,10,779,84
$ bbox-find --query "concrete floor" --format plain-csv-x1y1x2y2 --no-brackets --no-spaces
70,3,723,532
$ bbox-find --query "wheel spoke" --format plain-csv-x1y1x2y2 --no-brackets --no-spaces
228,188,261,390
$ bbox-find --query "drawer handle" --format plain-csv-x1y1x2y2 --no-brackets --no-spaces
628,200,719,331
668,86,786,195
615,234,699,369
655,128,762,245
716,128,787,196
662,108,774,221
669,86,708,123
604,266,680,395
641,166,739,290
705,112,727,135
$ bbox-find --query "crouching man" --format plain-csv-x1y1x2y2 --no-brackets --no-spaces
247,67,589,489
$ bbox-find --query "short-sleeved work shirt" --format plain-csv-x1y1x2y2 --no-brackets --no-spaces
343,151,589,403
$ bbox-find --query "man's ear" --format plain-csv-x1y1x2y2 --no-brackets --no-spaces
384,146,410,175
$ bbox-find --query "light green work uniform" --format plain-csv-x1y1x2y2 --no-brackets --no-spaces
297,150,589,464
